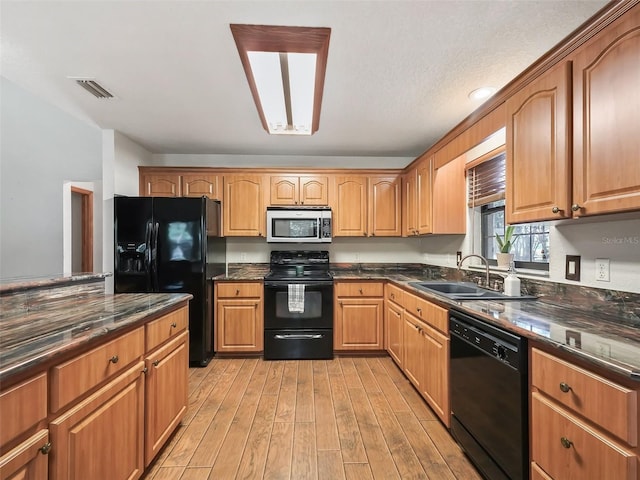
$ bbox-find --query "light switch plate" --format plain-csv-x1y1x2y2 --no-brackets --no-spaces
565,255,580,281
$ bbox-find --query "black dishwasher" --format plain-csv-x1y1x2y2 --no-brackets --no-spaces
449,310,528,480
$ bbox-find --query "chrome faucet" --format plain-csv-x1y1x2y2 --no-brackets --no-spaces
458,254,490,288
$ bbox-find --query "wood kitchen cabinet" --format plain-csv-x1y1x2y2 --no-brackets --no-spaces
530,347,639,480
334,281,384,350
402,310,425,389
572,3,640,217
215,282,264,353
182,173,220,200
332,175,401,237
270,175,328,206
223,175,265,237
0,429,49,480
49,362,146,480
140,172,181,197
402,155,433,236
385,283,404,367
506,60,572,223
144,331,188,465
432,154,466,234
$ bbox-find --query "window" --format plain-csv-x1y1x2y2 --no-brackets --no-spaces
481,200,549,270
467,144,549,271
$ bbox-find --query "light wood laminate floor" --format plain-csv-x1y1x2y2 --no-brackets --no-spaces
142,356,482,480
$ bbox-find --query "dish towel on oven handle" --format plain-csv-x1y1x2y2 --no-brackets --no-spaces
288,284,305,313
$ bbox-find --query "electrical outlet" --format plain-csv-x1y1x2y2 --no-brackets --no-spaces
595,258,610,282
595,341,611,358
240,252,247,262
355,253,360,262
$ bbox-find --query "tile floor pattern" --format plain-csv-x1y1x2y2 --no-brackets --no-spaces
142,356,482,480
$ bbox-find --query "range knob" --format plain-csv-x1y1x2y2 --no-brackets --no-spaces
497,345,507,361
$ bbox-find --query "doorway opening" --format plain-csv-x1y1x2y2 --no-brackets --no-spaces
71,186,94,272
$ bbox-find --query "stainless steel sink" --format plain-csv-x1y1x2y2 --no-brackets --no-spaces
408,281,536,301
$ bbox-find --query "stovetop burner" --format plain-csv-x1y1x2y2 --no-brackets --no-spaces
264,250,331,281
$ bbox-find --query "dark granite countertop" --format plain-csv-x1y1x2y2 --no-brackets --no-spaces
0,292,192,383
338,273,640,381
210,264,269,281
0,272,111,294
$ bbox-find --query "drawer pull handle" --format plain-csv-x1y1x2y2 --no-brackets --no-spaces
560,437,573,449
559,382,572,393
152,360,160,367
391,293,395,299
109,355,119,364
416,307,422,313
236,289,240,296
39,442,52,455
171,322,177,328
359,288,363,294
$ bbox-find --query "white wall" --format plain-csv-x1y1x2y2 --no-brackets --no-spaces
153,153,412,169
114,131,152,195
0,77,103,278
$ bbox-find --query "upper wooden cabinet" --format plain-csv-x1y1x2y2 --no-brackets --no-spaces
506,61,572,223
140,173,181,197
432,154,466,234
402,168,418,236
182,174,220,200
223,175,265,237
270,175,328,206
139,170,220,200
332,175,401,237
403,155,433,236
572,4,640,217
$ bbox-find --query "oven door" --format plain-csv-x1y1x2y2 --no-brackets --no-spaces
264,280,333,329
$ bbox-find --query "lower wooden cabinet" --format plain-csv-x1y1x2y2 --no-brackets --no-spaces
144,332,188,466
385,301,403,367
334,281,384,350
215,282,264,353
402,311,424,388
0,429,49,480
49,362,145,480
420,322,449,423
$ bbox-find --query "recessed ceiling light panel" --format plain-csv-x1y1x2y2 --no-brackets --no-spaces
468,86,497,101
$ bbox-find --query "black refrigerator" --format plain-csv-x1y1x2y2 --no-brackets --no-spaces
114,196,226,367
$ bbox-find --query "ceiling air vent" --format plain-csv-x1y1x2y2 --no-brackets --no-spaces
75,79,114,99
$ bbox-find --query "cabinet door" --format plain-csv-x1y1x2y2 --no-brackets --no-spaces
223,175,265,237
421,324,450,427
299,175,329,205
0,429,49,480
432,155,466,234
403,169,418,236
403,312,424,389
145,332,188,466
182,174,220,200
141,174,181,197
334,298,384,350
49,363,145,480
506,61,572,223
572,5,640,217
531,392,636,480
270,175,299,205
385,301,403,367
216,299,263,352
369,175,401,237
333,176,368,236
416,157,432,234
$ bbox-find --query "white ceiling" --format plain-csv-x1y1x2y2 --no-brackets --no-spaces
1,0,608,159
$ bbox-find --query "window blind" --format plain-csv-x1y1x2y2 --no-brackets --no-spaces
467,151,506,207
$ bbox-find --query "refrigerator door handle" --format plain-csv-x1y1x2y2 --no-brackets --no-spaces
145,221,153,290
152,222,160,291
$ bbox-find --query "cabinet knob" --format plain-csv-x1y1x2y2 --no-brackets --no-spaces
571,204,581,212
142,366,148,374
551,206,561,214
391,293,395,299
559,382,572,393
152,359,160,367
258,232,263,237
363,232,367,236
416,307,422,314
300,201,304,205
109,355,119,364
560,437,573,449
39,442,52,455
359,288,363,294
236,289,240,296
171,322,177,328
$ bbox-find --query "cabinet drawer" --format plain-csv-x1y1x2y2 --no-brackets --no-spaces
50,327,144,413
146,306,188,352
0,373,47,447
531,462,553,480
403,293,448,334
0,429,49,479
335,281,384,298
531,348,637,445
385,283,404,306
216,282,262,298
531,392,637,480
